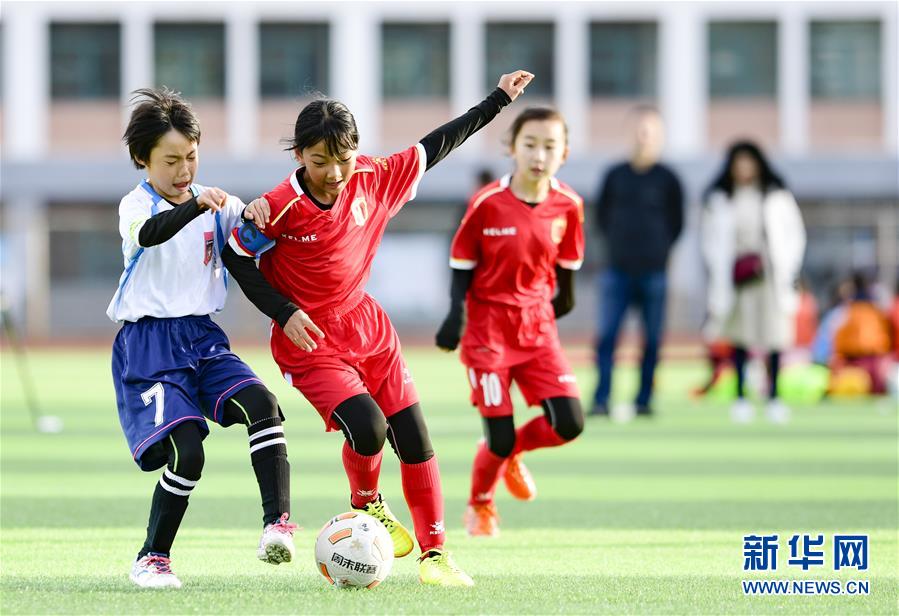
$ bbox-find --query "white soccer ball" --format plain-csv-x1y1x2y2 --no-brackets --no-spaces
315,512,394,589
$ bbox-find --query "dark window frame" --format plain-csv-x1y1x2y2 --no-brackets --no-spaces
50,22,121,100
381,22,451,99
259,22,330,98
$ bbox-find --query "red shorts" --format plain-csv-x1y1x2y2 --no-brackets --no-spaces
460,300,579,417
271,293,419,431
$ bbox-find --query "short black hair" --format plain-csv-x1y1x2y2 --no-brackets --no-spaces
285,99,359,157
123,87,201,169
506,107,568,146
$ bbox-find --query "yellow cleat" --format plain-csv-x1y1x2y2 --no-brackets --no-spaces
352,494,414,558
418,549,475,587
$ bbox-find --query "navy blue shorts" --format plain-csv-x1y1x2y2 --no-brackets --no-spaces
112,315,262,471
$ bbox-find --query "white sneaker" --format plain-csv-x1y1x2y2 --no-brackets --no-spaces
765,399,791,424
730,399,755,424
130,554,182,589
257,513,297,564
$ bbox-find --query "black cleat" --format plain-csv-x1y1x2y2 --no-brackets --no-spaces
589,403,609,417
635,404,654,417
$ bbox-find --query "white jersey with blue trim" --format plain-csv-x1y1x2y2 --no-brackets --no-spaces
106,181,246,323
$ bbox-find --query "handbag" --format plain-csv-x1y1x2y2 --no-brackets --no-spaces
732,253,763,287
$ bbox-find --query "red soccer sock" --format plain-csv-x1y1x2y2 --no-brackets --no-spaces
469,441,507,505
342,442,382,509
400,457,445,552
513,415,566,454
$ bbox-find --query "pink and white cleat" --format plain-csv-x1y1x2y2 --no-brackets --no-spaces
130,553,182,589
257,513,297,564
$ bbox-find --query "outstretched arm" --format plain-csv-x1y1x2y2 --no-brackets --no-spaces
435,268,474,351
419,70,533,171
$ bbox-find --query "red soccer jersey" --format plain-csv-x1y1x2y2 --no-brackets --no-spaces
450,174,585,307
251,145,426,315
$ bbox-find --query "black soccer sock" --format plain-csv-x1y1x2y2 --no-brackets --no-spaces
138,423,204,559
138,467,199,558
248,416,290,526
768,351,781,399
733,347,749,399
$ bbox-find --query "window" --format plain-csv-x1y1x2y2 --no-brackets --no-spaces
260,23,329,97
382,23,450,99
50,23,120,99
708,22,777,97
811,21,881,99
154,23,225,98
486,23,554,97
48,205,121,282
590,22,657,97
0,26,4,101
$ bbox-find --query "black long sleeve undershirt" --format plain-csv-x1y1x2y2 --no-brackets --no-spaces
220,244,300,329
419,88,512,171
447,268,474,312
435,265,576,350
445,265,576,318
137,197,204,247
552,266,576,319
434,268,473,350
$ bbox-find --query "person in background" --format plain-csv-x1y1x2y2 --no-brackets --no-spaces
812,279,855,367
692,339,732,398
832,272,892,395
794,278,819,351
701,140,806,424
590,106,684,417
890,279,899,361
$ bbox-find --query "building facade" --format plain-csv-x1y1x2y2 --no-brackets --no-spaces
1,0,897,339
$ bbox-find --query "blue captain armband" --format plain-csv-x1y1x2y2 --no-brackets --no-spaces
229,221,275,258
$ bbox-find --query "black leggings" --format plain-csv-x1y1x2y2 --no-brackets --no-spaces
331,394,434,464
146,384,281,476
733,347,781,399
483,396,584,458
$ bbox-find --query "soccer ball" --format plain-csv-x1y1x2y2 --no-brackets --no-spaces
315,512,394,589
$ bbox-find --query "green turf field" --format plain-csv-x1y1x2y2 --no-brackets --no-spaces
1,347,896,614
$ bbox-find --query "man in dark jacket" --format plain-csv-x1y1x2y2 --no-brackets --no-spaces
592,106,683,417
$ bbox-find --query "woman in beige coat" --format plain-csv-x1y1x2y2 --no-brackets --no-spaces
702,141,806,423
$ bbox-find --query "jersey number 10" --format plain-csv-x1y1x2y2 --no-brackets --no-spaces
470,369,503,407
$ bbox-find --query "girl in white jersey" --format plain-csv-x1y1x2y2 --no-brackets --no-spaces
109,88,295,589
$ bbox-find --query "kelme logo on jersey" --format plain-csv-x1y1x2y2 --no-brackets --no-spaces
551,216,568,244
281,233,318,243
483,227,517,237
351,197,369,226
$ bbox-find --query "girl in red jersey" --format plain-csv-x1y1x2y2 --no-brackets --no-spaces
435,108,585,537
222,70,534,586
